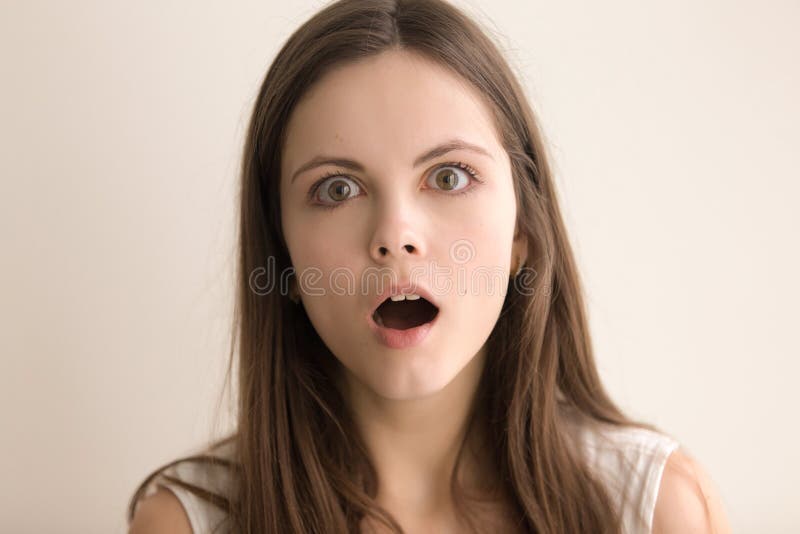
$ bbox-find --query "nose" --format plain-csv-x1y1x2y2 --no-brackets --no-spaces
369,204,427,265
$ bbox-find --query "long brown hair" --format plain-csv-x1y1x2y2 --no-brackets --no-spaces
128,0,664,532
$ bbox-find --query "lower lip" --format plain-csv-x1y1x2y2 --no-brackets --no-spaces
368,310,440,349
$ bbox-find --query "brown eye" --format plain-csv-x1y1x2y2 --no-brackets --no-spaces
428,166,471,192
316,176,361,205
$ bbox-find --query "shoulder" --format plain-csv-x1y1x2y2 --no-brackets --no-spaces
128,486,193,534
652,447,732,534
129,437,238,534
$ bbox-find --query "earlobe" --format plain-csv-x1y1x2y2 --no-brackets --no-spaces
511,231,529,277
510,255,522,278
288,279,301,304
510,250,527,278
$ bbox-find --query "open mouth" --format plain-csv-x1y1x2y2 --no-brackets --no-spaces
372,296,439,330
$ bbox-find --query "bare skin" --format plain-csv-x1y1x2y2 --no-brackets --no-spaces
347,349,521,533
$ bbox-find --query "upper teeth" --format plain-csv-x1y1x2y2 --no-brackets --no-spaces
389,293,421,301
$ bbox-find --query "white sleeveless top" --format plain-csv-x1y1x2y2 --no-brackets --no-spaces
141,423,679,534
563,415,681,533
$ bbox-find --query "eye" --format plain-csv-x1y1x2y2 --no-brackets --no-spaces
426,161,482,194
311,174,362,208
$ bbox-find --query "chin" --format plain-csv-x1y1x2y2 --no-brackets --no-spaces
365,357,468,401
370,380,449,401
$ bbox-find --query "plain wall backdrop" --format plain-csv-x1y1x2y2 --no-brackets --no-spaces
1,0,797,532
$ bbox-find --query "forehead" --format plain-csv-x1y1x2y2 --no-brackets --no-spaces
281,50,503,182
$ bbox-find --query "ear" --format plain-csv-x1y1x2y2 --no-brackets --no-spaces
511,226,529,272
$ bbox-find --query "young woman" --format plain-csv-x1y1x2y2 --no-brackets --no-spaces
127,0,730,532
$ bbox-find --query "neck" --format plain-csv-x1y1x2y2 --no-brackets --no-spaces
341,347,489,516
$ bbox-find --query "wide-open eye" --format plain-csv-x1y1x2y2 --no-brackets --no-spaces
426,163,479,193
315,175,361,205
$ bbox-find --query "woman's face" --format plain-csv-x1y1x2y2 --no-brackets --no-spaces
280,49,526,401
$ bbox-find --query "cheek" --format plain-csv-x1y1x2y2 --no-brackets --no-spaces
437,188,516,331
443,232,510,324
440,187,516,274
285,218,364,332
284,210,361,275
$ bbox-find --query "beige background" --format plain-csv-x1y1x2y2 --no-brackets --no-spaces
1,1,797,532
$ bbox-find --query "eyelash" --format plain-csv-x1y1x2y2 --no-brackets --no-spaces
308,161,484,210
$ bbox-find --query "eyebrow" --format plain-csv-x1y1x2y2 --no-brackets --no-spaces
290,138,494,184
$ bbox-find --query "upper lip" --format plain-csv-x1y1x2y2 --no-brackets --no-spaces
368,280,441,318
